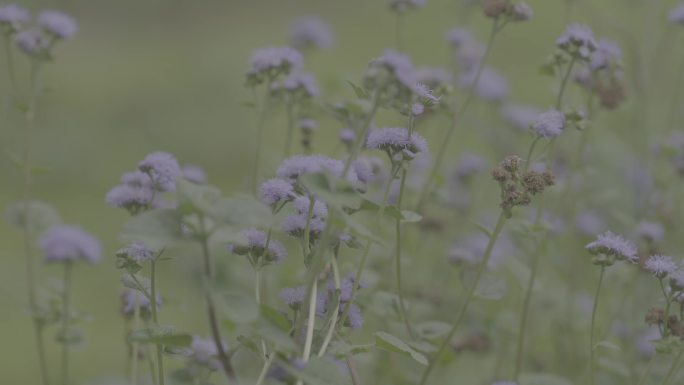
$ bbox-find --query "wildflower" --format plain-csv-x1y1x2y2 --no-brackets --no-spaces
272,72,319,98
455,152,486,179
290,16,334,50
230,228,287,266
364,49,416,94
645,255,677,279
458,67,509,102
532,109,565,138
118,242,155,264
511,2,533,21
138,151,181,192
366,127,428,157
500,104,541,131
14,29,50,56
352,158,376,185
590,39,622,71
446,27,473,48
276,155,365,189
39,225,102,264
188,336,226,371
279,286,307,309
415,66,452,89
299,118,318,134
586,231,638,263
636,221,664,243
339,128,356,146
182,165,207,184
0,4,29,33
246,46,304,86
105,184,154,213
120,288,162,318
38,10,77,40
259,178,295,207
556,24,598,59
282,214,327,239
670,269,684,290
669,3,684,25
293,196,328,219
344,303,364,329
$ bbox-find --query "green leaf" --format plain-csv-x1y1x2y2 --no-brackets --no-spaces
347,80,370,99
594,340,621,351
121,273,151,295
374,331,428,365
214,194,273,228
469,220,493,238
129,325,192,347
300,172,362,209
261,304,291,331
327,340,373,357
120,209,184,250
5,201,62,236
400,210,422,223
519,373,573,385
652,336,683,354
252,319,298,351
415,321,452,340
280,356,351,385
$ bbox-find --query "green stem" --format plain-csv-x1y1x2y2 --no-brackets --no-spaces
318,256,341,357
416,19,500,211
61,262,73,385
659,278,672,337
395,167,414,338
342,91,381,176
636,353,656,385
661,349,684,385
4,35,19,99
523,136,542,174
302,279,318,362
130,293,141,385
284,100,295,158
589,266,606,385
418,211,508,385
255,352,275,385
150,260,165,385
556,57,576,110
198,217,236,381
255,268,262,305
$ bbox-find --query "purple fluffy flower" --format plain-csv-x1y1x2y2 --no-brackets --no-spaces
121,288,162,317
39,225,102,264
574,211,605,236
590,39,622,71
276,155,364,188
189,336,226,371
0,4,29,31
293,196,328,219
353,159,375,185
299,118,318,133
138,151,181,192
556,24,597,59
272,72,319,97
279,286,307,308
105,184,154,212
121,171,152,187
367,49,416,89
366,127,428,156
645,255,677,278
459,67,509,102
38,10,77,40
415,66,452,89
14,29,49,56
446,26,473,48
239,228,287,263
455,151,486,179
344,303,364,329
248,46,304,74
532,109,565,138
339,128,356,145
500,104,541,131
637,221,664,243
670,3,684,25
586,231,638,263
260,178,295,207
290,17,334,50
182,164,207,184
511,2,533,21
282,215,326,238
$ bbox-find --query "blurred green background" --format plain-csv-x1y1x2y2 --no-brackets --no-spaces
2,0,684,383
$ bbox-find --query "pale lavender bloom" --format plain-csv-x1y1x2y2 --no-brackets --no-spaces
352,158,377,184
282,215,326,237
575,211,605,236
412,82,439,104
556,24,597,59
0,4,29,30
339,128,356,145
276,155,365,188
121,288,162,316
260,178,295,206
446,27,472,48
15,29,49,55
645,255,677,278
344,303,364,329
590,39,622,71
637,221,664,243
459,67,509,102
273,72,319,97
241,228,287,262
138,152,181,192
500,104,541,131
299,118,318,133
293,196,328,219
366,127,428,156
457,40,486,69
279,286,307,308
368,49,416,88
38,10,77,40
411,103,424,116
248,46,304,74
329,273,366,302
586,231,638,263
635,327,660,358
455,151,486,179
511,2,533,21
121,171,152,187
415,66,452,89
290,17,334,50
122,242,154,263
182,164,207,184
105,184,154,211
669,3,684,25
190,336,225,371
390,0,428,13
39,225,102,263
671,269,684,290
532,109,565,138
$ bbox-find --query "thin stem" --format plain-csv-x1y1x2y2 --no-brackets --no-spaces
659,278,672,337
342,91,381,176
345,357,361,385
589,266,606,385
636,353,656,385
61,262,73,385
418,211,508,385
255,268,262,305
339,241,372,327
198,216,236,381
523,136,542,174
254,352,275,385
150,260,165,385
318,256,341,357
556,57,576,110
661,349,684,385
252,84,272,193
302,279,318,362
395,167,414,338
416,19,500,211
513,238,544,380
130,293,141,385
284,100,295,158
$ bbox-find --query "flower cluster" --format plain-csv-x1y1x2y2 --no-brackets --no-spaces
6,8,78,59
585,231,638,265
289,16,334,50
39,225,102,264
229,228,288,268
245,46,304,87
491,155,555,214
481,0,533,22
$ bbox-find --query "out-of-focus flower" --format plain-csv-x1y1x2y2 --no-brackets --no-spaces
290,16,334,50
39,225,102,264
